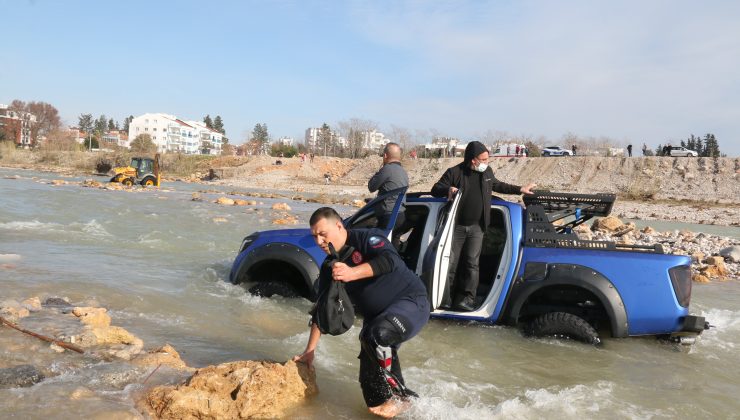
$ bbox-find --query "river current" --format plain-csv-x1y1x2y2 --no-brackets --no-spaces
1,168,739,419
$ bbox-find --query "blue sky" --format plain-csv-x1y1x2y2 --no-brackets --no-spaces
2,0,739,155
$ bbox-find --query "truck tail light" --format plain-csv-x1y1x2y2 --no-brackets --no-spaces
669,265,692,307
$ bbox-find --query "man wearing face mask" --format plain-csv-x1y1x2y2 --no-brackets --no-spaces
431,141,536,311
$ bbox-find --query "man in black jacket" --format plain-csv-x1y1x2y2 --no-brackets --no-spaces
431,141,536,311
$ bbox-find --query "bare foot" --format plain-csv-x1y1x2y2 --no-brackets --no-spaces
368,398,412,418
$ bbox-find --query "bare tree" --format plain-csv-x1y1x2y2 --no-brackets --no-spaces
388,124,413,153
336,118,378,158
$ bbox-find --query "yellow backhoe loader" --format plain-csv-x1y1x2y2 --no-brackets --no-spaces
109,153,161,187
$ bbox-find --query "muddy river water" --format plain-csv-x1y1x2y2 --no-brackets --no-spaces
1,168,739,419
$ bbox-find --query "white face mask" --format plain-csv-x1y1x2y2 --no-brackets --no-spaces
473,161,488,173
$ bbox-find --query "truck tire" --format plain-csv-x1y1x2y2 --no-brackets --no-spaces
248,281,301,298
525,312,601,345
122,177,135,187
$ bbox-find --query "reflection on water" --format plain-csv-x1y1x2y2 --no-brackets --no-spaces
1,168,739,418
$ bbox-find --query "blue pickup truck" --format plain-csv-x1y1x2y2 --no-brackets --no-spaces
229,188,708,344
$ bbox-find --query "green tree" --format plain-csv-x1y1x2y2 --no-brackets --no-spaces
78,113,94,133
94,115,107,134
270,143,297,157
702,133,720,157
524,141,540,157
84,136,100,150
108,118,116,130
213,115,225,134
203,115,213,129
122,115,134,132
251,123,270,153
130,134,157,154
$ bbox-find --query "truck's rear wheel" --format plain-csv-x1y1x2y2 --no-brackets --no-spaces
525,312,601,345
141,176,156,186
248,281,301,298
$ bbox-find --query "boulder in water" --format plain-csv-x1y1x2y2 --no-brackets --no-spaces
139,360,318,419
0,365,45,389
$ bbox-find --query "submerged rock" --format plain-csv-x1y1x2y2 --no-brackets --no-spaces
43,297,72,308
720,245,740,262
132,344,193,372
140,360,318,419
0,365,45,389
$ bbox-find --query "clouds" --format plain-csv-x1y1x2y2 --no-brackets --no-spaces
2,1,738,154
345,1,740,152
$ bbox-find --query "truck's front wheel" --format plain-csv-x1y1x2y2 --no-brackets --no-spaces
525,312,601,345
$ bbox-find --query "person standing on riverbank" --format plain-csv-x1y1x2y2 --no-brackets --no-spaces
627,144,633,157
293,207,429,418
431,141,536,311
368,143,408,230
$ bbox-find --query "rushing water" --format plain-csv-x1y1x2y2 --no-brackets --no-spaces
1,168,739,419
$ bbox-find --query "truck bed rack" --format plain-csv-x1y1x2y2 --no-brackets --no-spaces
524,191,663,253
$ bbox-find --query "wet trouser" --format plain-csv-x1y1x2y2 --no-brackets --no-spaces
358,294,429,407
442,224,484,306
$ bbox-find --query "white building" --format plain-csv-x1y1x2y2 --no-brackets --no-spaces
360,129,389,152
274,136,294,147
128,113,222,155
305,127,345,150
185,120,223,155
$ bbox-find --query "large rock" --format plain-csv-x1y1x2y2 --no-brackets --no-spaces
140,360,318,419
0,365,45,389
1,300,30,320
216,196,235,205
719,245,740,262
592,216,624,232
271,202,291,211
132,344,193,371
72,306,111,328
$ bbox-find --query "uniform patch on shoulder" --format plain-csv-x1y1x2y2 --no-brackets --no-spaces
351,250,363,264
368,235,385,249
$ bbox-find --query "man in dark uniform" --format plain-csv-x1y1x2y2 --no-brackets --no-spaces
293,207,429,418
432,141,536,311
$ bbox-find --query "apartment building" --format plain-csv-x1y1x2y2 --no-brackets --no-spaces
128,113,222,155
0,104,36,147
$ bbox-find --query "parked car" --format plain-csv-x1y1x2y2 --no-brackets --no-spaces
669,146,699,157
229,188,708,345
541,146,573,157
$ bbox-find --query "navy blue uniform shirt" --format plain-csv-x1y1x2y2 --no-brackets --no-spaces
317,228,427,320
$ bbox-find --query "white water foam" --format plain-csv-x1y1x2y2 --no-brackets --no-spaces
0,219,112,238
405,380,662,420
689,307,740,356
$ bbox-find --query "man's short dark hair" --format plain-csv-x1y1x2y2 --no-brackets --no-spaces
310,207,342,226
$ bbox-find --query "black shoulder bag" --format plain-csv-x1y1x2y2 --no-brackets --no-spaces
313,243,355,336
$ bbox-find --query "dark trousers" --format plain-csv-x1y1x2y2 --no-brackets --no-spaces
358,294,429,407
442,224,484,306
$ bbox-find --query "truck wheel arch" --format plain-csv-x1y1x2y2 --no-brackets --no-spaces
231,243,320,301
504,263,629,338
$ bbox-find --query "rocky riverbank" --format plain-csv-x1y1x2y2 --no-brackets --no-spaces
0,297,317,419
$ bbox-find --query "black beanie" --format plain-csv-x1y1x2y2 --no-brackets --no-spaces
464,141,489,165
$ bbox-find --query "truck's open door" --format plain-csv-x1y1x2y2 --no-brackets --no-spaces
344,187,407,237
422,190,462,309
